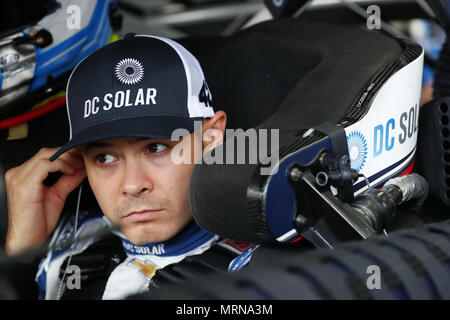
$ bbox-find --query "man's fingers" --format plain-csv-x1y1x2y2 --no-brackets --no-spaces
63,148,84,166
14,147,59,180
17,148,84,181
67,147,83,160
58,151,85,169
48,168,87,203
27,158,80,187
4,147,86,257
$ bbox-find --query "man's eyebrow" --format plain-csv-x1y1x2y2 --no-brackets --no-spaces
82,137,159,152
82,141,111,152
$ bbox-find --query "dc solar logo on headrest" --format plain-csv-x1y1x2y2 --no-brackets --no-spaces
347,130,368,172
115,58,144,85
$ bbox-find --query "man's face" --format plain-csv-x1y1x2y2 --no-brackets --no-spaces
81,136,197,245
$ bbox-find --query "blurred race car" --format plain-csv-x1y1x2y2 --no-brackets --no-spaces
0,0,121,128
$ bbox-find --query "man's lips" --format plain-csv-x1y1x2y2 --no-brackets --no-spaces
124,209,163,222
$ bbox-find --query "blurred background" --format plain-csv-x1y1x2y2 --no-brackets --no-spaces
115,0,445,103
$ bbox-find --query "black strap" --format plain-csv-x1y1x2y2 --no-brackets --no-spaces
314,122,349,157
314,122,354,202
59,234,127,300
150,244,239,289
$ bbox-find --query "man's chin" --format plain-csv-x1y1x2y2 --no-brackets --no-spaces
118,215,193,245
121,223,173,245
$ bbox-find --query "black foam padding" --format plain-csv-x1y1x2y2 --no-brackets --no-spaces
130,219,450,300
179,22,321,131
186,17,403,243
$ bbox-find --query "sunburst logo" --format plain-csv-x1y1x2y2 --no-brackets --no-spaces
347,130,368,172
115,58,144,85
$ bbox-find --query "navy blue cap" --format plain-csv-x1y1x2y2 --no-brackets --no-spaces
50,34,214,161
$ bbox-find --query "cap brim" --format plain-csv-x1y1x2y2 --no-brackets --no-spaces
50,116,202,162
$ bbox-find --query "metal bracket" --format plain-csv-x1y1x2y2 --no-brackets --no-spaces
287,164,377,249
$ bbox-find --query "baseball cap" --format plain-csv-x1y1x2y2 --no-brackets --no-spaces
49,34,214,161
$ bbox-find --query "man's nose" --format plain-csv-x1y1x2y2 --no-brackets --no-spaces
121,160,153,197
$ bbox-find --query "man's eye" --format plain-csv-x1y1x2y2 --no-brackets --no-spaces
95,154,116,164
147,143,168,153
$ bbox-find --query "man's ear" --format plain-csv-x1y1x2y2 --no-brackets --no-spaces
202,110,227,154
